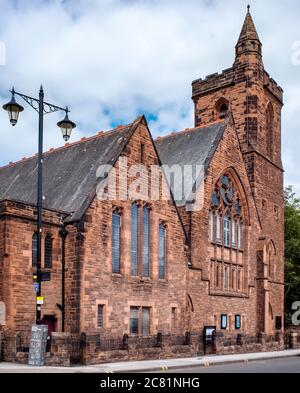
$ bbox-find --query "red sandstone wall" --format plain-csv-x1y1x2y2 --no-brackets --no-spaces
76,122,189,336
191,49,285,334
187,119,261,334
0,201,64,335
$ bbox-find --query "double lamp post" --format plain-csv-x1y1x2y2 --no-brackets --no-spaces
2,86,76,325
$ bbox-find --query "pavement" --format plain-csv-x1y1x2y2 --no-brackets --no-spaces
0,349,300,373
161,356,300,373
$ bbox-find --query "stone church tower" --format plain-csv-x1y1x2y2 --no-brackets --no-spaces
191,6,284,333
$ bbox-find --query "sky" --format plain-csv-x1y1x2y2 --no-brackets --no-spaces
0,0,299,195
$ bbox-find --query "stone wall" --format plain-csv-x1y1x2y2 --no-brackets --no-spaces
4,330,299,366
0,200,66,334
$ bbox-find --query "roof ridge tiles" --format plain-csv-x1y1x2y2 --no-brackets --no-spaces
0,123,131,171
155,119,225,142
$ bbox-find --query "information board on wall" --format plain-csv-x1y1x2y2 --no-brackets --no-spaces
28,325,48,367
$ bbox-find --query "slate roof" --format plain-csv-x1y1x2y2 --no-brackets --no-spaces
0,116,226,219
155,121,226,205
0,119,140,221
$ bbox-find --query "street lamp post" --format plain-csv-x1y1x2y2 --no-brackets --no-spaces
3,86,76,325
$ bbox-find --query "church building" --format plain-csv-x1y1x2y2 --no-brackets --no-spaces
0,7,284,360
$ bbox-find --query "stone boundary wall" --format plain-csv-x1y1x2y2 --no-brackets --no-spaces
1,330,300,366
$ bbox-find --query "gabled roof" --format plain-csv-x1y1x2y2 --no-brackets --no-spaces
155,121,226,205
0,119,141,221
0,116,226,219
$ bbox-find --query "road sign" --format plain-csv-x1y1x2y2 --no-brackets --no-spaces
41,271,51,282
34,283,39,293
37,296,44,305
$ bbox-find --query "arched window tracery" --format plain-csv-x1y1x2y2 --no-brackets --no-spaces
210,173,243,249
209,172,246,295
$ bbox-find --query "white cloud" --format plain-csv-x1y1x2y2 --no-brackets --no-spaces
0,0,299,195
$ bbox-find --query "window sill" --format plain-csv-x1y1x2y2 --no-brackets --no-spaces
129,276,153,285
112,273,123,279
158,278,168,284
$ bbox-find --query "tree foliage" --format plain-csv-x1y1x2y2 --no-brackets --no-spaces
285,186,300,324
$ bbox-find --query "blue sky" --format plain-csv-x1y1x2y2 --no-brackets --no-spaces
0,0,299,195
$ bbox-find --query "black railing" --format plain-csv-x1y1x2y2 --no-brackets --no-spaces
99,338,125,351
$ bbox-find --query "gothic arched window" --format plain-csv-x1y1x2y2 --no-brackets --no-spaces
219,104,229,119
266,103,274,160
215,98,229,119
130,203,151,278
209,172,247,295
210,173,243,250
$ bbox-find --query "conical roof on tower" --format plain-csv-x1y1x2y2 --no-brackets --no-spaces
237,5,261,44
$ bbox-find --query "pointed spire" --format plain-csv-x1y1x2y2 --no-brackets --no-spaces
234,5,262,64
238,4,260,44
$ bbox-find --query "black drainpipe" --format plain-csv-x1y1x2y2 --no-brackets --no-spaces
59,227,68,332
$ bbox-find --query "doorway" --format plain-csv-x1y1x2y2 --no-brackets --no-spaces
41,315,57,352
